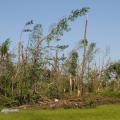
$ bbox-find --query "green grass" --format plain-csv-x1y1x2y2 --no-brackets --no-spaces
0,104,120,120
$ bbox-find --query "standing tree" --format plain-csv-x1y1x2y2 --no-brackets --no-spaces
69,52,78,94
79,16,88,97
0,39,14,97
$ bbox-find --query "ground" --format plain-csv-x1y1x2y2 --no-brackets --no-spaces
0,104,119,120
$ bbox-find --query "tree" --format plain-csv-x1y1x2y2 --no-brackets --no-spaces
79,16,88,96
26,7,90,95
0,39,14,97
0,7,90,104
105,61,120,80
69,52,78,93
0,38,10,60
86,43,98,92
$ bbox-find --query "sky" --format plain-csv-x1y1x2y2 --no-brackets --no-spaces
0,0,120,61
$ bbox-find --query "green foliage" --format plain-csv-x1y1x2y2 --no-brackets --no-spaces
99,88,120,98
87,42,97,63
47,7,90,41
0,5,120,113
69,52,78,76
81,39,88,46
68,7,90,21
0,38,10,56
0,7,118,107
56,45,69,50
47,82,62,99
105,61,120,80
0,95,19,108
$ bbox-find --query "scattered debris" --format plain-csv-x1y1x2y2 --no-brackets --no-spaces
54,98,59,102
1,108,19,113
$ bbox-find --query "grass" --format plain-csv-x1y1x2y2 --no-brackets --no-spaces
0,104,120,120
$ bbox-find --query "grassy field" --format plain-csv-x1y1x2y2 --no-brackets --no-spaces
0,104,119,120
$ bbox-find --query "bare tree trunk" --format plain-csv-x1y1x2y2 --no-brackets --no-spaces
79,16,88,97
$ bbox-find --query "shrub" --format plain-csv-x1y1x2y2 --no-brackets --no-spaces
47,82,63,99
99,88,120,98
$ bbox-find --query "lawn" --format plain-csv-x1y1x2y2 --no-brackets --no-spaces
0,104,119,120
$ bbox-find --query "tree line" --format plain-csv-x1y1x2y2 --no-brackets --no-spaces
0,7,120,105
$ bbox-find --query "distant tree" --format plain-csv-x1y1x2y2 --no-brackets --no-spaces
105,61,120,80
0,38,10,60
